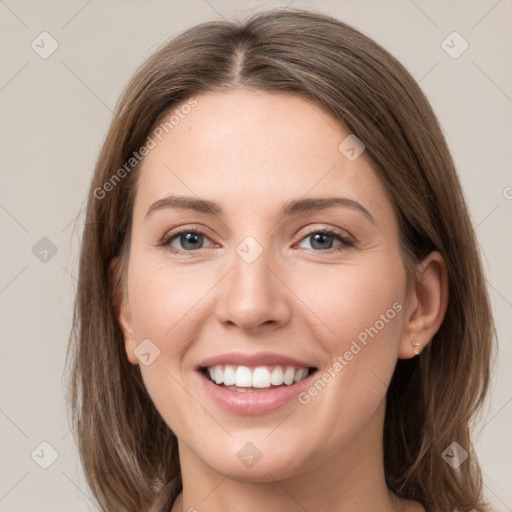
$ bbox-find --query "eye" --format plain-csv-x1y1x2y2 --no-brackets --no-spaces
296,228,354,253
161,228,213,253
160,226,354,254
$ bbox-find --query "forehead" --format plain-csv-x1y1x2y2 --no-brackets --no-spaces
134,89,394,223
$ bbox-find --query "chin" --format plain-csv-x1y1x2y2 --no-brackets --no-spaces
196,440,310,482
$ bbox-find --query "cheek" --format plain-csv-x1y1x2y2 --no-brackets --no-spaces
299,257,406,351
125,260,204,431
293,262,405,446
299,256,406,417
127,257,207,345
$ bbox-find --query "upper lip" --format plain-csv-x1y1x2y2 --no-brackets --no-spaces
197,351,317,369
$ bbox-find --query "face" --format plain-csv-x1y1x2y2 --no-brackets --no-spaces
117,89,411,481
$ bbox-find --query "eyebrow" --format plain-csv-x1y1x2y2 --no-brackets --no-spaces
145,194,376,225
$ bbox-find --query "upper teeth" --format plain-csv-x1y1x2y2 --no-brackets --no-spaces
206,365,310,388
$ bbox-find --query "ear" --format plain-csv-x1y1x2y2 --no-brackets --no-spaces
110,256,139,366
398,251,449,359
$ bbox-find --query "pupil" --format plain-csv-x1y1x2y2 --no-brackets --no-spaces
182,233,202,250
311,233,333,250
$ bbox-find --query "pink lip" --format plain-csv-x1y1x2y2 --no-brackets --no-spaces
197,351,316,369
195,367,318,415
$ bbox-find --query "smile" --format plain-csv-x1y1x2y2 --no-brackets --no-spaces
202,364,314,391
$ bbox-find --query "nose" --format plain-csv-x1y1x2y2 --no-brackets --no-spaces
213,243,292,333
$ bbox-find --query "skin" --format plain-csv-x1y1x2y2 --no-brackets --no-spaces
115,89,448,512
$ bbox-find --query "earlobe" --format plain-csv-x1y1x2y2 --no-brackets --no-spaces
109,256,139,366
398,251,449,359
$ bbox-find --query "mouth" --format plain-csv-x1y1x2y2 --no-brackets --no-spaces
199,364,318,393
195,352,320,414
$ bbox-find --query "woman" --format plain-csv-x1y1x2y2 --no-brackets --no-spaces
66,8,496,512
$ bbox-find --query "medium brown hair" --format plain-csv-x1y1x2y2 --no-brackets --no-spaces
65,7,496,512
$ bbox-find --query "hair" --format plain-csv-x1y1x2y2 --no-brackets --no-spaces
65,7,496,512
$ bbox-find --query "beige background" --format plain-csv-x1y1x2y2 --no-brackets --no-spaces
0,1,511,510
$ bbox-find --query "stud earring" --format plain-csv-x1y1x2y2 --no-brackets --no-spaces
412,341,421,355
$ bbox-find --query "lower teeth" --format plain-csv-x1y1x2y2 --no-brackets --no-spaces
222,384,288,392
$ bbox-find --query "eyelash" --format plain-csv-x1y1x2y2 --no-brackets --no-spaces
159,226,355,255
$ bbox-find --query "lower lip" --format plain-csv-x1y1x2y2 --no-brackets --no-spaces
196,369,316,415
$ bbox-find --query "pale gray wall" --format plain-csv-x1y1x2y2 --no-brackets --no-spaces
1,1,511,510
